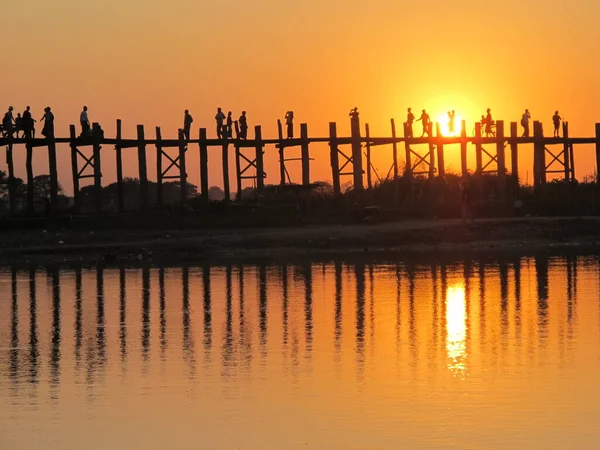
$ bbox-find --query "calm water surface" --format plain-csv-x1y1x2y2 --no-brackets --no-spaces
1,255,599,449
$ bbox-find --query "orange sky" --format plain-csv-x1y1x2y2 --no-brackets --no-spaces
2,1,600,192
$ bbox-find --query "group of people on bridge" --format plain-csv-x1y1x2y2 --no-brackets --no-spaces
1,106,55,140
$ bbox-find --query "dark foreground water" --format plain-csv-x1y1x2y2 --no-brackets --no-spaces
1,255,599,449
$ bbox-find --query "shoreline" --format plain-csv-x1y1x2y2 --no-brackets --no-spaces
2,217,600,266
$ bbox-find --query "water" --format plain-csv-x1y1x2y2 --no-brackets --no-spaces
0,255,599,449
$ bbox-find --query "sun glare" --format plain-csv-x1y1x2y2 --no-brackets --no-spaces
437,112,463,137
446,284,468,378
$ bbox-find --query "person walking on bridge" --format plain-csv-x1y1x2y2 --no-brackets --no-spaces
2,106,15,138
285,111,294,139
520,109,531,137
183,109,193,141
239,111,248,139
215,107,226,139
416,109,430,137
22,106,36,140
406,108,415,138
552,111,562,138
80,106,90,137
40,107,55,139
226,111,233,138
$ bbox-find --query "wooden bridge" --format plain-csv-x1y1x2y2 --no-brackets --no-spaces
1,116,600,216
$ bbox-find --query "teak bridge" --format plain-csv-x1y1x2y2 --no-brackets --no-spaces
1,117,600,216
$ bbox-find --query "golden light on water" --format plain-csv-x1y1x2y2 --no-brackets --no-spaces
446,284,468,377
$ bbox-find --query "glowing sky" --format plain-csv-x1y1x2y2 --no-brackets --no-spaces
2,0,599,191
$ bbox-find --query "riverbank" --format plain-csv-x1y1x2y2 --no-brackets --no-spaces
1,216,600,266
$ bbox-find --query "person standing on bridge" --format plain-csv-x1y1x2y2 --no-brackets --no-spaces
285,111,294,139
406,108,415,138
226,111,233,138
40,107,54,139
2,106,15,138
80,106,90,137
485,108,493,136
183,109,193,141
22,106,35,140
520,109,531,137
215,107,226,139
447,110,456,135
552,111,562,138
239,111,248,139
416,109,430,137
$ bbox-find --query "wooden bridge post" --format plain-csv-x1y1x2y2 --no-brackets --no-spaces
178,129,188,205
329,122,341,195
221,130,230,202
137,125,148,211
510,122,519,187
533,121,545,186
365,123,372,189
435,122,445,177
116,119,124,213
92,123,103,213
277,119,285,186
25,139,34,214
391,119,398,179
155,127,163,208
460,120,468,177
496,120,506,192
403,122,412,179
199,128,209,202
48,135,58,216
475,122,483,176
254,125,265,190
69,125,81,213
595,123,600,185
428,122,435,179
562,122,570,181
235,144,242,201
350,116,363,191
300,123,310,185
6,136,16,215
569,124,575,181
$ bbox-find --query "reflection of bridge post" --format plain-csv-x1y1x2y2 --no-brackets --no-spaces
182,266,195,378
303,263,313,353
221,265,234,373
513,257,522,343
258,264,267,357
478,261,487,346
440,262,447,349
141,265,150,362
50,268,61,395
159,267,166,357
281,265,289,347
566,255,578,322
203,265,212,355
119,266,127,365
75,267,83,369
355,263,366,377
499,261,509,347
431,264,439,353
535,255,550,344
407,263,417,367
96,265,106,365
10,268,19,384
334,261,343,359
28,268,39,383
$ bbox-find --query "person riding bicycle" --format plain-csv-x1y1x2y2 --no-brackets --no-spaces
484,108,494,136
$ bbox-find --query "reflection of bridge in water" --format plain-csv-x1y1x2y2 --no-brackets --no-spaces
2,254,587,394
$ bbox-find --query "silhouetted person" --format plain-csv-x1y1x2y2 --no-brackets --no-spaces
22,106,35,139
226,111,233,138
40,107,54,139
215,107,226,138
447,110,456,135
485,108,493,136
552,110,561,138
416,109,430,137
183,109,193,141
15,113,23,138
221,124,228,140
349,107,359,120
2,106,15,138
406,107,415,138
285,111,294,139
460,179,474,223
521,109,531,137
80,106,90,137
239,111,248,139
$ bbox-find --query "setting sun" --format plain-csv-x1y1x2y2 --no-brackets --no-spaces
437,112,463,137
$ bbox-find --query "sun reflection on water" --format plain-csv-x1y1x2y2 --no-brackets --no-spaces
446,284,468,378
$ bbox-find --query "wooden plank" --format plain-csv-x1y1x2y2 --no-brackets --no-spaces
199,128,209,202
391,119,398,179
496,120,506,191
92,123,103,214
48,137,58,216
178,128,188,205
435,122,445,177
69,125,81,213
255,125,264,189
475,122,483,176
350,114,363,191
460,120,468,177
116,119,124,213
6,137,16,215
329,122,341,195
510,122,519,186
403,122,412,178
300,123,310,185
156,126,163,208
562,122,570,181
26,141,34,214
428,122,435,179
365,123,372,189
137,125,148,211
222,131,230,202
277,119,285,185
